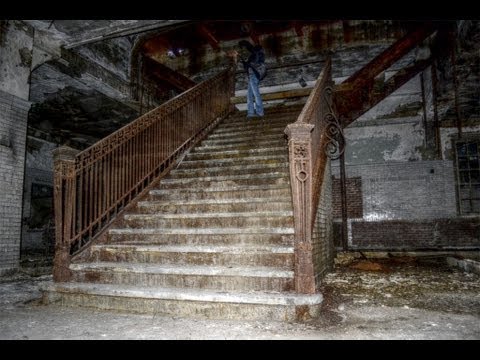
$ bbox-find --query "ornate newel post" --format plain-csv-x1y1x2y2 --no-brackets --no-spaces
285,122,316,294
52,145,78,282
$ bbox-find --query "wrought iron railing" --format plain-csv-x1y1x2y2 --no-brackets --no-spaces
52,67,235,281
284,58,342,293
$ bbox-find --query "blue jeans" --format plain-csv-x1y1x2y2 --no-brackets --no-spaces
247,75,264,117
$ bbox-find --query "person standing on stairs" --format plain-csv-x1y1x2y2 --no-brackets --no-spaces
230,40,266,118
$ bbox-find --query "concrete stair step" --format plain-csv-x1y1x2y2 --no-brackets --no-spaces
194,140,286,152
136,198,292,214
209,123,289,137
42,282,322,321
200,137,286,148
177,154,288,169
158,173,289,189
223,110,300,126
122,211,294,229
186,146,287,160
107,231,294,246
169,162,288,178
69,262,294,292
88,244,294,267
186,142,288,154
202,132,284,146
149,184,291,201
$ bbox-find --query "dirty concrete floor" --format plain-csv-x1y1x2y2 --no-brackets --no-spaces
0,256,479,340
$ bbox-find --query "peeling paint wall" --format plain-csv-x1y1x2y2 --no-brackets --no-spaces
344,117,426,163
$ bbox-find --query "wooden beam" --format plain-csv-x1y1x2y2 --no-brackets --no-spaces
231,87,312,104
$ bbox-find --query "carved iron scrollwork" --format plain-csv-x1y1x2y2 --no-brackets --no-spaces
323,86,345,160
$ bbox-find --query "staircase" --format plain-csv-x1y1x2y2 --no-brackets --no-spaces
43,105,323,321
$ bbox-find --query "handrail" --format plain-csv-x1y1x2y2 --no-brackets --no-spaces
284,57,335,294
52,66,235,282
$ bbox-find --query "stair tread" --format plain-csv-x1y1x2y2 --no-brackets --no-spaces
150,184,290,194
109,227,294,235
46,282,322,306
172,162,288,174
92,244,294,254
70,262,293,278
160,172,288,183
189,146,286,156
125,211,293,220
139,198,291,206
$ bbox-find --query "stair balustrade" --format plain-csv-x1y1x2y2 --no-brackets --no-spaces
52,66,235,282
285,58,338,293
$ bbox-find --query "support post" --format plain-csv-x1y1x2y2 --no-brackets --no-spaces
431,62,442,159
339,148,348,251
285,122,316,294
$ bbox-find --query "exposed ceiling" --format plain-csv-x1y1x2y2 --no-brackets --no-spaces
23,20,190,48
27,20,468,150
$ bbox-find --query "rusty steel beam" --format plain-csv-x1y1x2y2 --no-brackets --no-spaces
337,58,433,127
198,23,220,50
342,23,437,89
144,57,196,93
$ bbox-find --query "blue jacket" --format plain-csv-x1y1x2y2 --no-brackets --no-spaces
241,45,266,80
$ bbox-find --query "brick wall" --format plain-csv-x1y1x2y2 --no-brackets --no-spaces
331,176,363,219
311,162,334,288
331,160,457,221
0,90,30,275
329,160,478,249
351,218,480,249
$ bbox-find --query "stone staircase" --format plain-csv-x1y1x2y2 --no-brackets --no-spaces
43,105,323,321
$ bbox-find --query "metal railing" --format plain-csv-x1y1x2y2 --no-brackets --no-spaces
285,58,341,293
52,66,235,281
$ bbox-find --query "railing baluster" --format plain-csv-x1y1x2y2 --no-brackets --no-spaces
52,68,234,279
